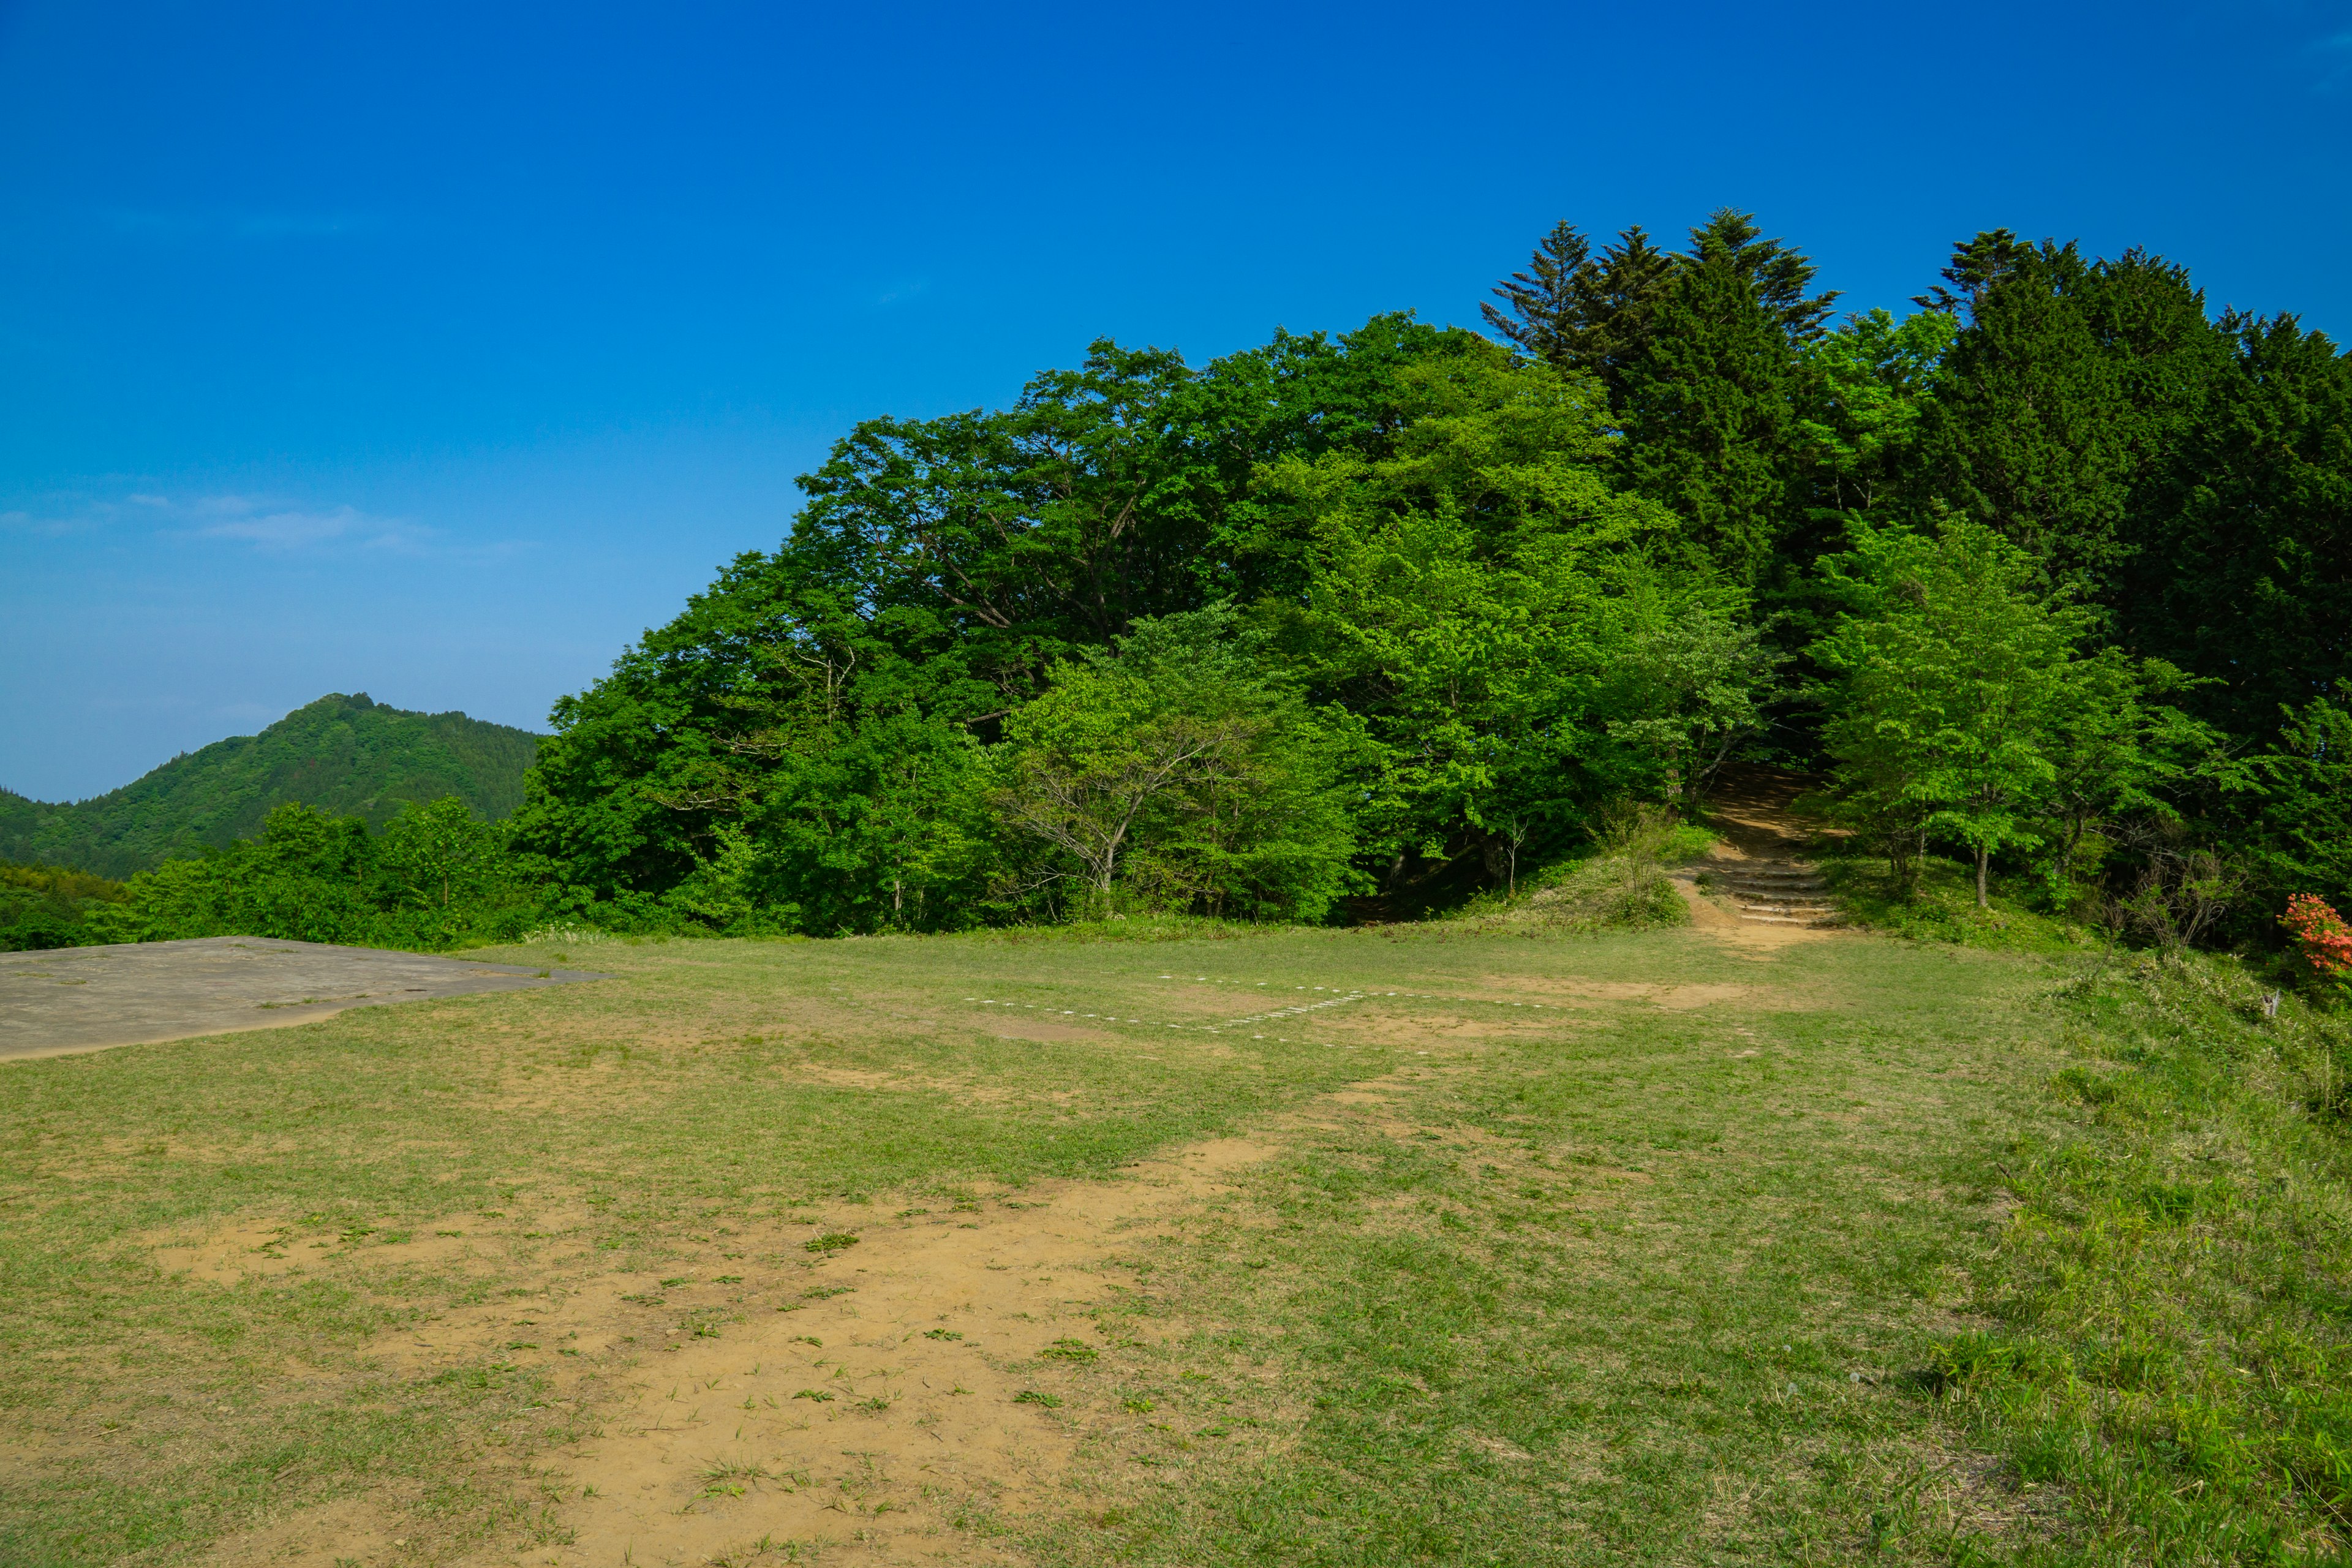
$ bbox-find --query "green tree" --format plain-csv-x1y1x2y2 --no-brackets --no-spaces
2034,653,2237,895
1793,307,1959,522
2241,686,2352,918
511,315,1479,930
1814,521,2088,905
1259,344,1727,897
1910,233,2231,608
1482,221,1678,404
986,610,1360,921
1602,595,1784,817
377,797,499,911
1616,210,1838,586
2111,311,2352,736
1481,220,1593,368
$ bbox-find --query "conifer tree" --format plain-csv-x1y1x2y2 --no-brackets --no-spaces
1612,211,1836,584
1482,220,1591,368
1910,233,2229,609
1483,222,1678,404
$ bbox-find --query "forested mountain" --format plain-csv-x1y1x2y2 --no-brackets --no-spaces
75,209,2352,962
0,694,540,878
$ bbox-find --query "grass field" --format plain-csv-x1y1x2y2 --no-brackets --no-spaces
4,902,2351,1566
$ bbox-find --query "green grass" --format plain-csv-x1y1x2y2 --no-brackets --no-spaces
1449,807,1715,933
2,916,2349,1564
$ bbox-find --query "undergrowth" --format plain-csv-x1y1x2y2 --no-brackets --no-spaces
1819,852,2100,956
1450,805,1713,935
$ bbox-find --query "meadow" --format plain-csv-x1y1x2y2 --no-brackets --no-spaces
3,905,2349,1567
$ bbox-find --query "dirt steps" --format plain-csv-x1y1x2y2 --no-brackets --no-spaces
1702,863,1844,929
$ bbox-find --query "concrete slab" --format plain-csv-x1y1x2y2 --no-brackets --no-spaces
0,936,608,1061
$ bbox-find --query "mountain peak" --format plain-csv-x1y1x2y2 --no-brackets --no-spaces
0,697,543,878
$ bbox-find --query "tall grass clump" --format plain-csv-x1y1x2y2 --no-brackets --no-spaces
1931,950,2352,1562
1452,802,1711,934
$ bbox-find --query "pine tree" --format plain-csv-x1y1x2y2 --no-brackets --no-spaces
1687,208,1839,340
1909,234,2229,609
1482,222,1678,405
1567,226,1679,403
1482,221,1591,367
2117,311,2352,733
1613,211,1836,584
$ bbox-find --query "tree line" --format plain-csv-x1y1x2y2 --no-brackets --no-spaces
50,211,2351,958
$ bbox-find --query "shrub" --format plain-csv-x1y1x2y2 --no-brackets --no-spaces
2282,894,2352,1000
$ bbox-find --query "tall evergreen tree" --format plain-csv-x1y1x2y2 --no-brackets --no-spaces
1570,227,1679,403
1909,233,2230,609
1613,211,1836,584
2113,311,2352,733
1686,208,1839,341
1483,222,1678,404
1481,220,1591,368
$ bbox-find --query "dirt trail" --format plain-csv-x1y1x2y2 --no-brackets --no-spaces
157,951,1782,1564
531,1136,1277,1567
174,1061,1479,1568
1672,767,1849,947
175,1137,1284,1567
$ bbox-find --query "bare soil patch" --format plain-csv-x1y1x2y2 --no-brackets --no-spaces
0,937,606,1060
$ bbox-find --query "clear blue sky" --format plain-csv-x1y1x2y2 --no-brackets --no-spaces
5,0,2348,802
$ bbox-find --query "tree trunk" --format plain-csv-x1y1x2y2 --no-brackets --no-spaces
1975,846,1989,909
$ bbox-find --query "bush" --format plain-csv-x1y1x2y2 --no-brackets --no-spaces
107,801,548,951
2281,894,2352,1003
1448,801,1707,934
0,861,129,951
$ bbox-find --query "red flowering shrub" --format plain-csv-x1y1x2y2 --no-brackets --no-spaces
2281,894,2352,992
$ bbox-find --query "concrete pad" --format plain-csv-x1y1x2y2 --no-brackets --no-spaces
0,936,608,1061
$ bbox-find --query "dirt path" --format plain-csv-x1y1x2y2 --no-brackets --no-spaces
173,1058,1482,1568
1670,767,1848,947
532,1135,1279,1567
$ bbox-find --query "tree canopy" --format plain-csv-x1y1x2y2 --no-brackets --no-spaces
40,211,2351,955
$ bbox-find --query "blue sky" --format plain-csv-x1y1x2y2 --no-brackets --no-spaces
4,0,2349,802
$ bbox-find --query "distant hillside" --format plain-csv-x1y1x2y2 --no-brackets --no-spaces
0,694,543,878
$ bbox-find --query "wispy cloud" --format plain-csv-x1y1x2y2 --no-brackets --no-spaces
2307,26,2352,91
189,500,376,549
168,494,443,554
1,490,510,558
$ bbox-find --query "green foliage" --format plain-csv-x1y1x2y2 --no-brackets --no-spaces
0,694,540,878
985,609,1363,922
0,859,129,952
509,317,1488,935
2117,311,2352,736
508,320,1780,934
47,213,2348,954
1479,218,1679,401
2241,686,2352,919
1813,520,2092,902
1615,210,1839,585
1261,345,1732,901
1793,306,1958,520
1911,233,2233,608
105,801,544,950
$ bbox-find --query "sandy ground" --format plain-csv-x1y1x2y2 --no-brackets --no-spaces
0,937,606,1060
